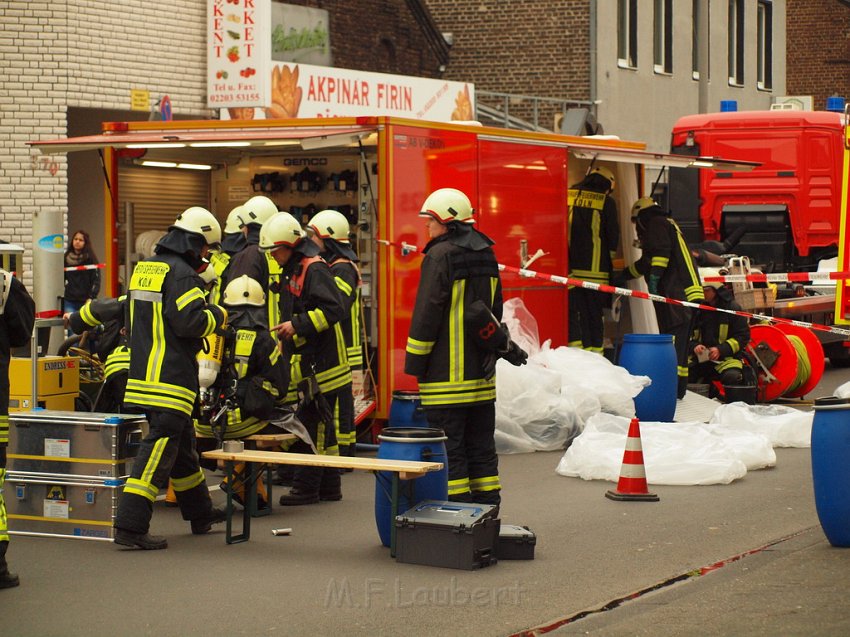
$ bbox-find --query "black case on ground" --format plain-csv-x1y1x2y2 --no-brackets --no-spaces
394,500,500,570
497,524,536,560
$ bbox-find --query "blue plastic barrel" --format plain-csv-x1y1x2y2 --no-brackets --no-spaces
618,334,677,422
374,427,448,547
388,390,429,428
811,397,850,546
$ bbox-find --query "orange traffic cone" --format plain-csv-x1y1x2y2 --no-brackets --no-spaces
605,418,659,502
165,480,178,507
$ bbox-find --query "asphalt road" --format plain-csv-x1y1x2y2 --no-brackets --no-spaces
3,364,850,636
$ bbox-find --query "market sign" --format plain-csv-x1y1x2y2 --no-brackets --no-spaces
271,3,331,66
207,0,474,122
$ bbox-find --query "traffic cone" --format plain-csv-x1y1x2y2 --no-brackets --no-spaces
165,480,178,507
605,418,659,502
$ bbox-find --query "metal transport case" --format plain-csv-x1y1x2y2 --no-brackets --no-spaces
5,472,123,541
497,524,536,560
7,410,145,478
394,500,499,570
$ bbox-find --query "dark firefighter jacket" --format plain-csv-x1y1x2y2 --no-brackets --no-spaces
404,227,503,408
627,214,703,302
123,252,225,417
568,187,619,283
225,243,283,329
280,250,350,403
1,271,35,448
327,256,363,368
689,287,750,360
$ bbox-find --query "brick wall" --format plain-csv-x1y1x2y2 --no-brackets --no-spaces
424,0,592,127
786,0,850,109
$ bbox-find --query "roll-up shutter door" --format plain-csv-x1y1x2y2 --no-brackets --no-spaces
117,165,211,260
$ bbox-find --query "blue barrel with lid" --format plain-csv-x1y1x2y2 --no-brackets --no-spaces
618,333,677,422
811,397,850,546
388,390,428,428
374,427,448,547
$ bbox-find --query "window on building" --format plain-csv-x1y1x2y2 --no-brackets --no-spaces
654,0,673,74
728,0,744,86
692,0,710,80
757,0,773,90
618,0,638,69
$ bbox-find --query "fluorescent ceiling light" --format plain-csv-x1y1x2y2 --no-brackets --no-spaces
689,160,715,168
126,143,186,149
177,163,213,170
188,141,251,148
300,133,364,150
263,140,301,147
140,160,177,168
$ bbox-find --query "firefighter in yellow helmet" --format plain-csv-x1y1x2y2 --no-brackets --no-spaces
261,212,350,505
567,165,620,354
616,197,704,399
113,206,228,549
307,209,361,457
405,188,526,507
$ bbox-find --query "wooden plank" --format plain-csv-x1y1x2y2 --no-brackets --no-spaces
202,449,442,477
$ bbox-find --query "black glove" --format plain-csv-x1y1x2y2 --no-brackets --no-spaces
497,324,528,367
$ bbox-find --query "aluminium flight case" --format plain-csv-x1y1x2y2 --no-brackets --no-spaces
5,471,124,541
7,410,145,478
394,500,500,570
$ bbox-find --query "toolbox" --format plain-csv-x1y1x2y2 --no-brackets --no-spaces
394,500,500,570
5,471,123,541
7,410,145,478
497,524,537,560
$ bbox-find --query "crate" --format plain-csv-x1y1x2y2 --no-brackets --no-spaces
735,287,776,311
394,500,499,570
7,411,145,478
497,524,536,560
5,471,123,541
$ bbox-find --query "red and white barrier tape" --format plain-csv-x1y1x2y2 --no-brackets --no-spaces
63,263,105,272
702,271,849,284
377,239,850,338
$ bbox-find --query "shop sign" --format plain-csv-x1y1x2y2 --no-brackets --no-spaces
271,3,331,66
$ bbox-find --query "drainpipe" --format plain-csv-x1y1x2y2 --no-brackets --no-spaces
589,0,598,118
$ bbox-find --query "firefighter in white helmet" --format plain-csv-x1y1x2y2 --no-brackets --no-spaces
260,212,350,505
113,206,228,550
689,268,752,398
567,164,620,354
225,195,282,328
307,209,361,457
614,197,704,398
195,274,290,510
406,188,526,507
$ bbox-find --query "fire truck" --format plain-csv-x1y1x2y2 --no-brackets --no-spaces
30,116,750,420
669,108,850,368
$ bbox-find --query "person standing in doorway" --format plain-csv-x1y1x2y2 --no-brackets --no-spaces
63,230,100,314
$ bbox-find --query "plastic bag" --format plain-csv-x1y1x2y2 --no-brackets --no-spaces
501,297,541,358
709,402,813,448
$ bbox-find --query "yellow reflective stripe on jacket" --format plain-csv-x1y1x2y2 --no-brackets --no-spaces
570,269,609,284
449,279,466,382
725,338,740,354
176,287,205,311
418,377,496,406
406,337,434,356
628,264,642,278
266,251,282,328
0,414,8,445
685,285,704,301
651,256,669,268
146,300,166,383
104,346,131,379
79,301,101,327
308,308,330,332
124,379,196,416
716,358,743,372
674,219,702,293
334,276,352,297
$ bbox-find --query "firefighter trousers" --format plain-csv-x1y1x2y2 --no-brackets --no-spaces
568,286,607,353
289,386,344,496
115,410,214,534
424,403,501,506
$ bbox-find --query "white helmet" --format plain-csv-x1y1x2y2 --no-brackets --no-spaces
307,209,351,243
698,267,726,290
258,211,304,250
419,188,474,224
171,206,222,246
224,205,246,234
589,165,615,190
223,274,266,307
240,195,279,227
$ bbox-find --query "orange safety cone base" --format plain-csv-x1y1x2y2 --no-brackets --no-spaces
605,489,659,502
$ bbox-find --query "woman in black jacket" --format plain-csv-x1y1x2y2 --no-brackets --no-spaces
63,229,100,314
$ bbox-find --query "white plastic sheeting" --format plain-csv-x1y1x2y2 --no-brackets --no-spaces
556,413,774,485
709,402,813,448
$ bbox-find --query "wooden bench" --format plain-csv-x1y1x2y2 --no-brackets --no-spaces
202,448,443,554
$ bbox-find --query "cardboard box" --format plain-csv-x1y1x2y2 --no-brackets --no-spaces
394,500,499,570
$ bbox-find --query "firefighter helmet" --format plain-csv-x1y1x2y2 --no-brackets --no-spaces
419,188,474,224
630,197,662,221
171,206,222,246
307,209,351,243
223,274,266,307
258,211,304,250
224,205,246,234
240,195,279,227
698,267,726,290
589,165,615,189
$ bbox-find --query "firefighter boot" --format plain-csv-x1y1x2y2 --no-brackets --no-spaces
114,529,168,550
0,541,20,588
279,467,321,505
190,507,227,535
319,469,343,502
